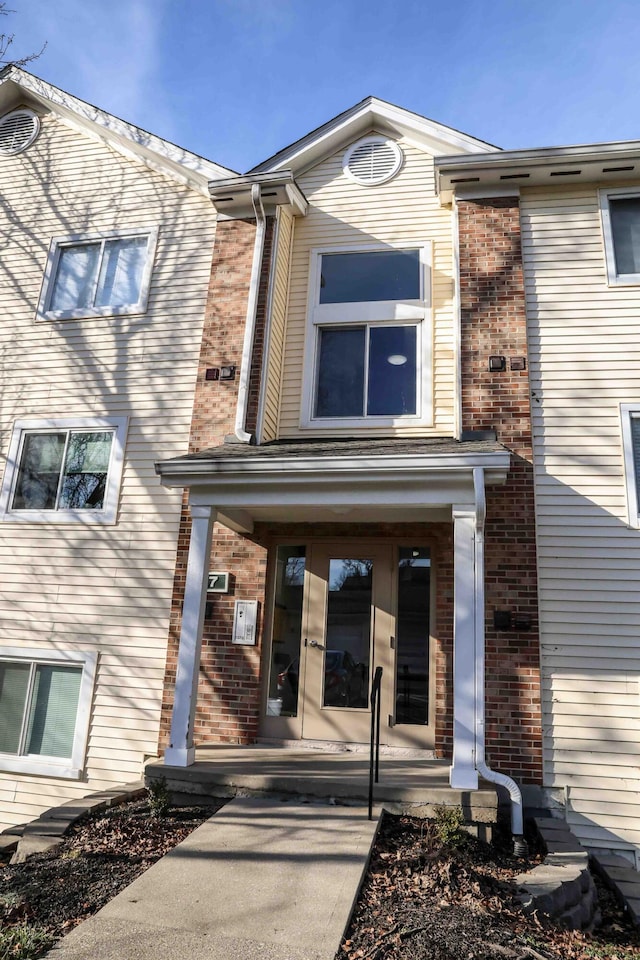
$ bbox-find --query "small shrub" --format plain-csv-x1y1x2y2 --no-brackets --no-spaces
146,776,171,818
0,923,54,960
434,804,468,849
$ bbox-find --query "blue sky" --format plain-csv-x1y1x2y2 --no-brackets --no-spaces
14,0,640,173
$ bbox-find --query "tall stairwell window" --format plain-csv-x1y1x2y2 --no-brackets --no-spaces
301,244,432,429
621,405,640,527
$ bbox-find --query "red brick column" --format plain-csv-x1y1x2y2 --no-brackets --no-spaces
159,217,273,750
457,198,542,784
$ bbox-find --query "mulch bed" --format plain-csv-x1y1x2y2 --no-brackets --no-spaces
339,814,640,960
0,798,224,956
2,802,640,960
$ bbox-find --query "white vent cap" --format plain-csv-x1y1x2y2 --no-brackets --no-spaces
343,137,403,185
0,110,40,156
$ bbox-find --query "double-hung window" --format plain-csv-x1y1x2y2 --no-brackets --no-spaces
600,190,640,285
0,648,97,778
303,245,431,428
621,404,640,527
37,227,158,321
0,417,128,523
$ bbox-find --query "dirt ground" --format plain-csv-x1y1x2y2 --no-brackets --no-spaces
2,801,639,960
339,813,640,960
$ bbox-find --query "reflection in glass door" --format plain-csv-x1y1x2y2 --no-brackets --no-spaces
324,559,372,709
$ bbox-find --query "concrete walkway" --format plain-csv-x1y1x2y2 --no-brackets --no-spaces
46,796,379,960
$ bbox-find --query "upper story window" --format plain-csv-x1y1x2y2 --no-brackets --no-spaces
600,189,640,285
621,404,640,527
37,227,158,321
302,245,431,429
0,417,128,524
0,647,97,779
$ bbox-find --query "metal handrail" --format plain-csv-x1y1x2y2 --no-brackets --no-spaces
368,666,383,820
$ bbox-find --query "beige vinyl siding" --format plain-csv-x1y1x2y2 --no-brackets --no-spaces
521,183,640,859
276,136,456,438
0,110,215,828
261,205,294,442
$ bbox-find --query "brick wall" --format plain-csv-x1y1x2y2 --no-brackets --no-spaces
160,217,273,749
458,197,542,784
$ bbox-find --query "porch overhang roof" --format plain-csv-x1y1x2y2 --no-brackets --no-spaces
156,438,510,529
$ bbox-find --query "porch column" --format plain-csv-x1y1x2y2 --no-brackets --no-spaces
450,505,479,789
165,504,216,767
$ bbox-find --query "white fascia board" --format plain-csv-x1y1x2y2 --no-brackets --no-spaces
1,68,235,193
251,97,497,176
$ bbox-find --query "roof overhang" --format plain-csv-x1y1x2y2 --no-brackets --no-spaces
436,139,640,202
249,97,498,177
156,444,511,531
209,170,308,218
0,67,236,196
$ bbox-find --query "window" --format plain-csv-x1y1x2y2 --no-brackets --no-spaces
302,245,431,428
0,417,128,524
37,228,158,321
621,405,640,527
600,190,640,284
0,648,97,778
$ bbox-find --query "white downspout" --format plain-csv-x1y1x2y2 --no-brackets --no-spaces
235,183,266,443
473,467,526,847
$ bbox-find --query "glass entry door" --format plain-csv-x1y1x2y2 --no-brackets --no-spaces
263,541,433,748
301,544,393,744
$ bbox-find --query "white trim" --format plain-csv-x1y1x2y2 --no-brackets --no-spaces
256,207,281,444
165,505,216,767
0,416,128,524
621,404,640,527
250,96,496,175
599,188,640,286
36,227,158,322
452,199,462,439
300,242,433,430
0,646,97,779
1,67,235,191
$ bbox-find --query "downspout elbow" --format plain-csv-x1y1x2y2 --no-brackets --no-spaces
235,183,266,444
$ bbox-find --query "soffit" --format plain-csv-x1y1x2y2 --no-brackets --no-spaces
436,141,640,199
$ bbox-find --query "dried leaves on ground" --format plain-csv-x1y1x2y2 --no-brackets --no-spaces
339,814,640,960
0,799,223,959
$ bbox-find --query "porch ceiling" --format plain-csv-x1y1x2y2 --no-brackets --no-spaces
156,437,510,532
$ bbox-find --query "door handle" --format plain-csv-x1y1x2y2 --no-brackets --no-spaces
305,638,324,649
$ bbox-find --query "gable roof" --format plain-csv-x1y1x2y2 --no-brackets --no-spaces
248,96,499,175
0,66,236,195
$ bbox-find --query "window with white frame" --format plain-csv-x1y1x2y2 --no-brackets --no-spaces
37,227,158,321
621,404,640,527
302,245,431,428
600,190,640,285
0,417,128,523
0,648,97,778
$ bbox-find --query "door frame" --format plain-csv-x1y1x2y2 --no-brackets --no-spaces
259,536,437,749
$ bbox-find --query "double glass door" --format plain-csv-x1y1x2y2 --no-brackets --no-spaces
265,541,432,748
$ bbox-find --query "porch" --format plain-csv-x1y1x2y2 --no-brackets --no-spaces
145,744,500,832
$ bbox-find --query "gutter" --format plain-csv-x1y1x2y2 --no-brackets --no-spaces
235,183,266,443
473,468,526,851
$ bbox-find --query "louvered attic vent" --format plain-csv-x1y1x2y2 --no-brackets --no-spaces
0,110,40,156
343,137,403,185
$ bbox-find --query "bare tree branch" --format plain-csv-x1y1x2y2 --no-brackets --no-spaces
0,4,46,68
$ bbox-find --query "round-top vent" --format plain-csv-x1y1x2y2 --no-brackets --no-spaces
0,110,40,156
343,137,403,186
